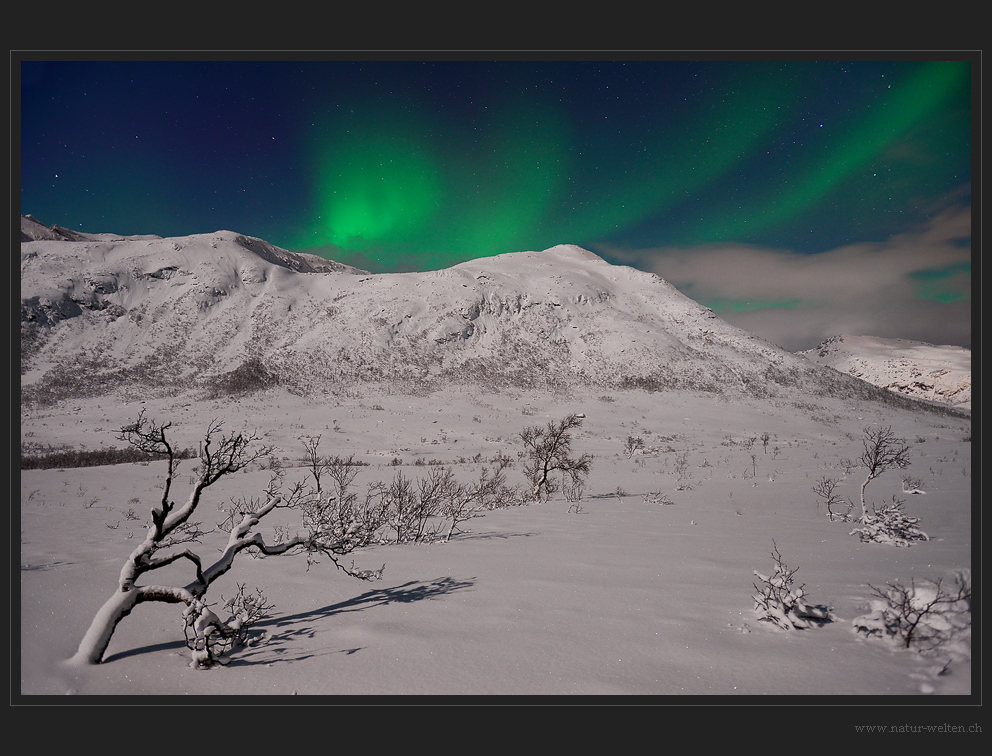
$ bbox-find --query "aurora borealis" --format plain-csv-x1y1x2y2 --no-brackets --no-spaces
18,56,973,350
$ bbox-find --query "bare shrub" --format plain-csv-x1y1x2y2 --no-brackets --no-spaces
562,472,585,513
440,462,520,541
853,571,971,652
901,474,926,494
838,457,859,475
301,435,329,494
673,449,695,490
384,469,462,543
849,496,929,546
623,436,645,458
752,542,833,630
812,476,854,522
345,483,393,546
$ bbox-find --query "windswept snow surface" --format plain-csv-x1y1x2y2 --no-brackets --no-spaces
21,387,971,698
799,335,971,410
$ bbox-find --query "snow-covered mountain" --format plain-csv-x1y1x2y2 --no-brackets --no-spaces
798,334,971,410
20,216,936,410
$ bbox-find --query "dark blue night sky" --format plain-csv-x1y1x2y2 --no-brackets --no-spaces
18,55,973,350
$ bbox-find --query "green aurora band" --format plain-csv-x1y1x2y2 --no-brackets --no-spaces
909,261,971,303
676,61,971,245
295,93,572,270
288,61,969,274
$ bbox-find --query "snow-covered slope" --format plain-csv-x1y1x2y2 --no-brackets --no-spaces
20,217,922,408
798,335,971,410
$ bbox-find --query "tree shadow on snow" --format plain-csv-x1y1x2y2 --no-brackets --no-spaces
99,577,476,667
445,530,538,542
102,638,188,663
264,576,477,626
225,576,478,666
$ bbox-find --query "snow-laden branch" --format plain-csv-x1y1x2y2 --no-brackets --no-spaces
70,416,381,668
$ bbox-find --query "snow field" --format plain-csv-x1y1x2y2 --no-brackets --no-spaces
20,386,971,696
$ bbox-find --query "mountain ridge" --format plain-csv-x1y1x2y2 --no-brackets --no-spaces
19,217,963,415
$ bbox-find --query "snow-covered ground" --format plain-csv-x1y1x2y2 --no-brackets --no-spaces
20,384,972,697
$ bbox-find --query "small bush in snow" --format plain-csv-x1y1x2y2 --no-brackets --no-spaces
752,542,833,630
849,496,929,546
623,435,645,458
901,474,926,494
562,473,585,501
812,476,854,522
852,572,971,652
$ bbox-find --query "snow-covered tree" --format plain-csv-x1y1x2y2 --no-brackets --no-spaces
68,413,382,668
520,413,593,502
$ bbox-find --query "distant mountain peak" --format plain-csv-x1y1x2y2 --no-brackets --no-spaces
799,334,970,410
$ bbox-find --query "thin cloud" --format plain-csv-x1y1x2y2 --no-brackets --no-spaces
596,205,972,352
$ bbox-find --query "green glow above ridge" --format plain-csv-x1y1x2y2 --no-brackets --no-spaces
311,124,442,250
290,67,797,270
434,96,569,259
292,90,571,269
554,67,798,246
910,261,971,303
278,61,970,272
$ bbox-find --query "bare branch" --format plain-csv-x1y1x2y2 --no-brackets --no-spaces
856,572,971,649
812,476,854,522
302,435,329,494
